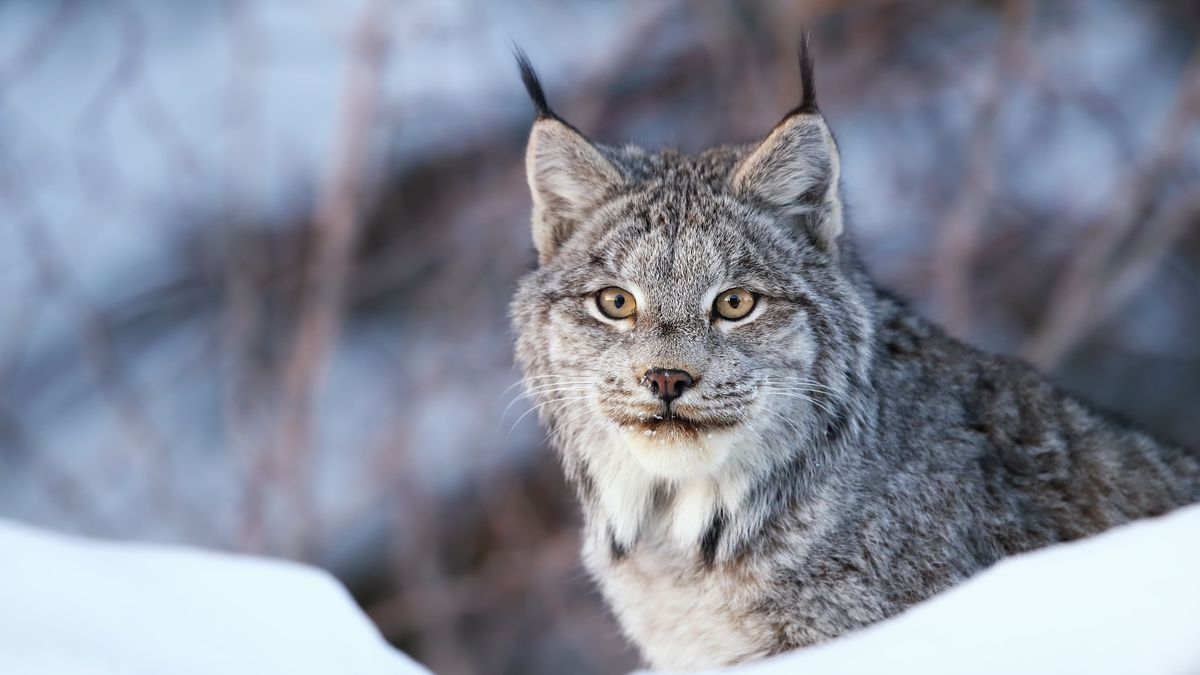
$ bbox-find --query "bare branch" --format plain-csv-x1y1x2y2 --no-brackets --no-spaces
272,0,394,558
1023,45,1200,366
932,0,1030,337
0,0,80,93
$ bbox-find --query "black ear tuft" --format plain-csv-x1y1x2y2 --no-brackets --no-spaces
796,31,818,115
514,46,554,119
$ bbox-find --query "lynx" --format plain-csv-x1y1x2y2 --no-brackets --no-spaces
509,43,1200,671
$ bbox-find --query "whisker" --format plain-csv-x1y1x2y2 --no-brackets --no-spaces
507,395,592,438
501,381,596,409
501,386,592,423
758,388,849,408
549,404,601,445
760,379,841,393
759,391,838,418
758,382,849,403
500,375,598,397
759,385,841,395
762,408,806,438
507,382,595,400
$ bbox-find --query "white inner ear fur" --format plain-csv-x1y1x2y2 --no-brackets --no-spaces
730,112,844,249
525,118,623,263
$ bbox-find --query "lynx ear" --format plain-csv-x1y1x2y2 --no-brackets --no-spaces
526,120,622,263
516,51,622,264
729,38,843,250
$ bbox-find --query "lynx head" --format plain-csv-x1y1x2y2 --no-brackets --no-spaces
511,43,874,552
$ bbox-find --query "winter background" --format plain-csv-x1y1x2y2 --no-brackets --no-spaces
1,1,1198,673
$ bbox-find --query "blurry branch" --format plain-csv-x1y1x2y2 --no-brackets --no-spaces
75,0,143,132
0,166,217,543
0,0,80,94
0,404,116,532
933,0,1030,337
71,1,203,211
71,0,145,229
1027,61,1137,165
1023,46,1200,367
222,0,266,213
272,0,393,558
1103,190,1200,309
220,0,271,554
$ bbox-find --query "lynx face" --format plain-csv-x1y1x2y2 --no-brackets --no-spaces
511,53,873,544
515,158,854,479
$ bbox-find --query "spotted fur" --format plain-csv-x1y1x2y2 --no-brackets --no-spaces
509,47,1200,671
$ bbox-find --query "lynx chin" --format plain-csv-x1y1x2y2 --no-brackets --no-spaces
509,42,1200,671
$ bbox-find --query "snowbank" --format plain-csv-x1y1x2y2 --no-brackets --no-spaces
667,503,1200,675
0,520,430,675
3,504,1198,675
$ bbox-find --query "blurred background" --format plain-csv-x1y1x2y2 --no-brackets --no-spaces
1,0,1198,673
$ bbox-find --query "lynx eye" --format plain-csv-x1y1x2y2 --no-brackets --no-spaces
714,287,756,321
596,287,636,320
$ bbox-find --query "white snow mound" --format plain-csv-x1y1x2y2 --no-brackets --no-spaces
4,503,1199,675
0,520,430,675
658,502,1200,675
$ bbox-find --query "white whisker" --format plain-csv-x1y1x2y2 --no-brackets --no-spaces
501,386,592,423
762,407,806,438
507,395,592,438
760,391,838,418
500,375,598,397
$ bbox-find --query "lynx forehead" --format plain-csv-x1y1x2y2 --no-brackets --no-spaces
509,42,1200,672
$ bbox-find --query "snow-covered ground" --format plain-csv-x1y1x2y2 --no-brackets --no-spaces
4,504,1197,675
681,503,1200,675
0,519,431,675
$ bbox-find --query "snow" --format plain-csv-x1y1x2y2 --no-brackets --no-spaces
2,505,1199,674
661,503,1200,675
0,519,430,675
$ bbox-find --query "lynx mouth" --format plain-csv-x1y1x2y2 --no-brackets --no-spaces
615,409,739,439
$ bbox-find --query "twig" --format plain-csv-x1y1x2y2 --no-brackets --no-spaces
932,0,1030,337
0,0,80,94
1098,189,1200,321
1023,45,1200,366
74,0,144,133
272,0,393,558
0,163,217,544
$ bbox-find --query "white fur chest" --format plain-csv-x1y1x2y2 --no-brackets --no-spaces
583,530,774,671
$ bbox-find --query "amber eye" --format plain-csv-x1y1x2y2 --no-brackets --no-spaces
596,287,637,319
713,287,757,321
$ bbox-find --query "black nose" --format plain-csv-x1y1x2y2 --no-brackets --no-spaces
643,368,694,403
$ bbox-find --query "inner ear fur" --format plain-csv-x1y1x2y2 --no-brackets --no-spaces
729,112,844,250
525,119,623,264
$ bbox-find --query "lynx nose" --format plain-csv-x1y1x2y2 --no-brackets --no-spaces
643,368,694,403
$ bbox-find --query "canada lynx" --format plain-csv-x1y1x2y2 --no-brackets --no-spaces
509,43,1200,671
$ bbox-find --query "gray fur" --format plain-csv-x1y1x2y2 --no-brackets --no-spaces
510,55,1200,671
